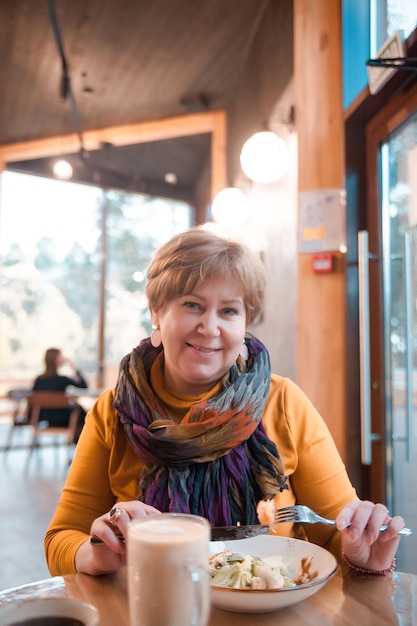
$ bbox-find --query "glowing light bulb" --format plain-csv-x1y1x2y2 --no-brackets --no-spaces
53,160,73,180
211,187,251,227
240,131,289,184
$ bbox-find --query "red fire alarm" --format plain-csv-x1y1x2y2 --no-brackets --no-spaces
312,253,333,273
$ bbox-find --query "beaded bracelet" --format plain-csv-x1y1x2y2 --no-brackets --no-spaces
341,551,396,576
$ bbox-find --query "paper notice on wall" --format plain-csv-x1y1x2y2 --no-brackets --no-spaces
408,145,417,228
298,188,347,253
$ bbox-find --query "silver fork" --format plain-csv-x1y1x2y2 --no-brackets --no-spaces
274,505,412,536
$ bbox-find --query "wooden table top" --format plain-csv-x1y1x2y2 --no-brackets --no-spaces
0,566,416,625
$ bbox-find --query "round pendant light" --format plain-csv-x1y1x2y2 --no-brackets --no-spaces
211,187,251,228
240,131,289,184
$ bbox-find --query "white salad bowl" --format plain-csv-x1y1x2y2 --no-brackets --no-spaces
209,534,337,613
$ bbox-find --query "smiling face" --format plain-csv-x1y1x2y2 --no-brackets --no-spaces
153,275,246,395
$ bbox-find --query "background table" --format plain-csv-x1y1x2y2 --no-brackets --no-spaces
0,566,416,625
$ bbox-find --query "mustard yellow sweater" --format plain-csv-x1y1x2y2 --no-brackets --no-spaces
45,375,357,575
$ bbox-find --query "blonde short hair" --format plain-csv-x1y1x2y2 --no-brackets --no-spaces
145,227,265,326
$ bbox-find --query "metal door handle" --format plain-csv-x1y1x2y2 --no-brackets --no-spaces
403,232,413,462
358,231,379,464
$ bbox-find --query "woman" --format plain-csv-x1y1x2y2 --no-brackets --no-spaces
45,227,405,577
33,348,88,440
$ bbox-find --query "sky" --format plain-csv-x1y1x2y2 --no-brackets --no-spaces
0,171,192,262
0,171,102,258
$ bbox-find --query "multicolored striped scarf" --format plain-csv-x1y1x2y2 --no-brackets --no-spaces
113,335,288,526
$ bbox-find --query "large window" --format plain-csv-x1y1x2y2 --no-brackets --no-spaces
371,0,417,55
343,0,416,110
0,171,192,392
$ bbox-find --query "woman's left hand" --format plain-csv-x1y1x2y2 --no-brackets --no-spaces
75,500,161,576
336,500,405,572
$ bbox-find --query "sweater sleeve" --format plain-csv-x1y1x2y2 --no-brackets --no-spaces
44,389,144,575
262,376,358,562
67,371,88,389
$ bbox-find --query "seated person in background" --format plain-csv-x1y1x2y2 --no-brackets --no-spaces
33,348,88,441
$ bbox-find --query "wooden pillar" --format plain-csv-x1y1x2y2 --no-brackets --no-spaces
210,110,227,201
294,0,347,458
0,161,5,212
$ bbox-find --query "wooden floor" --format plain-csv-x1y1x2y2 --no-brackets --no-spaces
0,420,69,592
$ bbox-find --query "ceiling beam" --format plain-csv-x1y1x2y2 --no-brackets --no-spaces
0,110,227,202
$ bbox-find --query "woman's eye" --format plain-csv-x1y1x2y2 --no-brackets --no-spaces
223,307,239,316
183,301,200,310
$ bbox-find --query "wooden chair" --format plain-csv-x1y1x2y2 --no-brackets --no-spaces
4,388,32,450
25,391,80,464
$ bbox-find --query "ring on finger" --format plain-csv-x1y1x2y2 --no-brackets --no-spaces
109,507,125,526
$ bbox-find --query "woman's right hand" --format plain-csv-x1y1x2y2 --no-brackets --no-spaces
75,501,161,575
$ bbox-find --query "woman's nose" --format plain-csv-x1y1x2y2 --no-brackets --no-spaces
197,311,220,335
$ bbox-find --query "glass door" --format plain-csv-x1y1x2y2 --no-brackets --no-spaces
365,86,417,573
380,114,417,573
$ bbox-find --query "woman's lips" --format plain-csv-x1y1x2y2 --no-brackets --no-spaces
187,343,220,353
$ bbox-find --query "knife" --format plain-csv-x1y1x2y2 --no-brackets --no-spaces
90,524,271,545
210,524,271,541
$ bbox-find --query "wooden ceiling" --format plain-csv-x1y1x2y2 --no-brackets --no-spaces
0,0,274,206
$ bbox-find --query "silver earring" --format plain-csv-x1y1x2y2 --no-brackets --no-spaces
150,324,162,348
240,340,249,361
